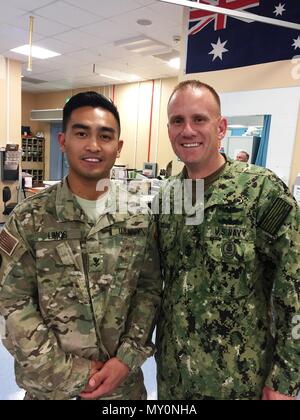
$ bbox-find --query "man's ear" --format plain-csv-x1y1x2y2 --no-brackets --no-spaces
117,140,124,158
58,132,66,153
218,117,227,140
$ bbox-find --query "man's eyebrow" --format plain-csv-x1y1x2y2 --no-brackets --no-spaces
71,124,116,134
100,126,116,134
169,114,183,120
71,123,89,130
169,113,208,119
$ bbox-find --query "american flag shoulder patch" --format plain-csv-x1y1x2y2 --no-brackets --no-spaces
258,198,293,237
0,228,19,256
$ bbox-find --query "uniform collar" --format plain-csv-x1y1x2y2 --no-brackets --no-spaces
55,177,141,228
56,177,86,222
176,155,249,209
204,156,257,208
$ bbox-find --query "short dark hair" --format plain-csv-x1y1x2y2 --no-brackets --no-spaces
62,91,121,136
168,80,221,114
239,151,249,160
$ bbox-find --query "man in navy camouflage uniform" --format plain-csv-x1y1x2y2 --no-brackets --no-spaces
156,80,299,400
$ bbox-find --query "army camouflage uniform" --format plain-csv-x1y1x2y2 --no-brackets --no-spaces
156,158,300,400
0,178,161,400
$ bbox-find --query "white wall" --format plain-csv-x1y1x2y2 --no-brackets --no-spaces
220,87,300,185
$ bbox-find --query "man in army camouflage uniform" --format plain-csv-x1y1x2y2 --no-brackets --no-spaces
0,91,161,400
156,80,300,400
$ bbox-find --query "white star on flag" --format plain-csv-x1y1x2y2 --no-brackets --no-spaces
292,36,300,49
209,38,229,61
274,3,286,16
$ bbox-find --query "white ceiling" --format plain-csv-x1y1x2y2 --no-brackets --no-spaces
1,0,184,92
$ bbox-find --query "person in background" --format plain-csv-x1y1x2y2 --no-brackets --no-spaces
236,150,250,163
0,91,161,400
156,80,300,400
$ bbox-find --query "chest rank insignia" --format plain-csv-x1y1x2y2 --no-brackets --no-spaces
222,240,236,259
93,257,100,267
47,231,68,240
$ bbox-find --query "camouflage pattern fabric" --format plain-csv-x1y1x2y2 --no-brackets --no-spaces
156,158,300,400
0,178,161,400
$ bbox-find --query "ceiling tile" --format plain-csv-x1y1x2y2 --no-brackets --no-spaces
35,2,103,28
112,6,166,30
65,0,143,19
147,2,183,24
4,13,72,37
9,0,56,11
0,5,26,23
134,0,156,5
79,18,139,43
54,29,101,49
21,61,61,75
87,43,132,60
0,23,43,52
35,37,81,54
63,49,101,64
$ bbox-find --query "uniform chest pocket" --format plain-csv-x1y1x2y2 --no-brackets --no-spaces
158,219,179,252
158,219,180,273
98,230,146,298
36,240,89,310
204,237,256,298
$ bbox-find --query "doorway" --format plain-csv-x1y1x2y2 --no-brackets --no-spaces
50,123,68,180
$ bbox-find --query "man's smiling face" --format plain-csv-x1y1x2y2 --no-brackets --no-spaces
58,106,123,184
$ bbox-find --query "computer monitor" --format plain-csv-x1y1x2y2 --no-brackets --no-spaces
142,162,157,178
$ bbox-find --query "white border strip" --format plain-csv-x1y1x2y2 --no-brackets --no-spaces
6,58,9,143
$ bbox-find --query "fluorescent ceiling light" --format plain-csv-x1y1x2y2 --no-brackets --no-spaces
10,45,61,59
99,73,123,81
168,57,180,69
115,35,170,55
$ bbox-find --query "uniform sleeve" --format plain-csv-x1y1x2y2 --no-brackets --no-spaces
0,215,91,400
116,216,162,370
256,175,300,397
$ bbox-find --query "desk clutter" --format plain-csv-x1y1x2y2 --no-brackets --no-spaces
0,144,21,182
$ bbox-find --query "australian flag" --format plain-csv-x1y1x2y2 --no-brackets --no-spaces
186,0,300,73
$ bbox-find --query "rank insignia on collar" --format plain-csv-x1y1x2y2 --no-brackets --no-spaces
93,257,100,267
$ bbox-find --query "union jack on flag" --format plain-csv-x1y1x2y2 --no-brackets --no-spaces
189,0,260,35
186,0,300,73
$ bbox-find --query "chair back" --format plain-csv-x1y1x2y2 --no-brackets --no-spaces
3,186,11,204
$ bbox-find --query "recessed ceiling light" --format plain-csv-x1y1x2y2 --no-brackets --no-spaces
168,57,180,69
136,19,152,26
10,45,61,59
